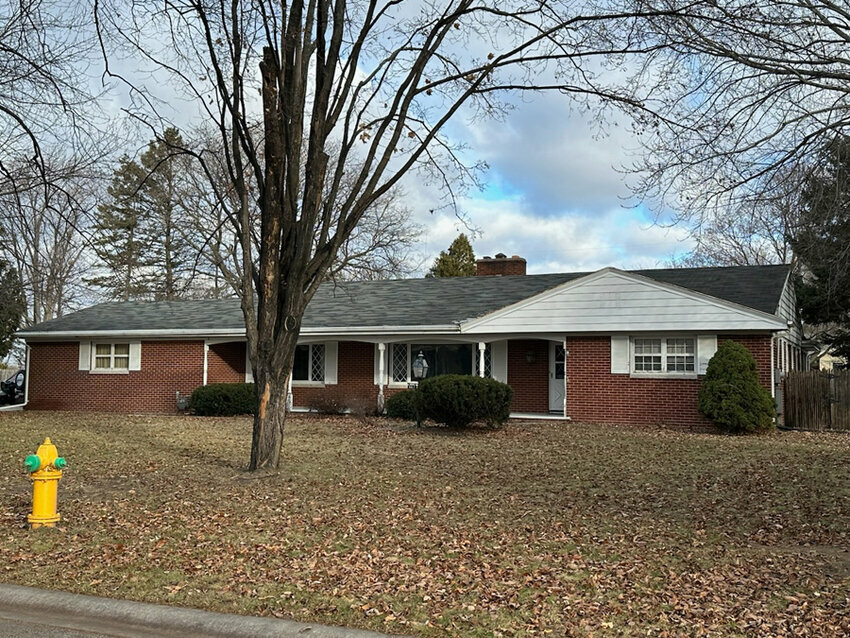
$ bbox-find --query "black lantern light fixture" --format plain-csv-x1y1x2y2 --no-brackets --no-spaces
412,350,429,381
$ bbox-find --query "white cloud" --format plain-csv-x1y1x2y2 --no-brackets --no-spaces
414,193,693,274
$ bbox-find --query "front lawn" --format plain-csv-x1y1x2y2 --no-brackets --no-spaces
1,412,848,636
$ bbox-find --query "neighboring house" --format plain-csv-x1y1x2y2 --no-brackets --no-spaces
810,348,847,371
17,256,803,427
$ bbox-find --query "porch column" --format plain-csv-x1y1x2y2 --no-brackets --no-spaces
377,342,386,411
478,342,486,377
202,341,209,386
563,337,568,417
286,370,293,411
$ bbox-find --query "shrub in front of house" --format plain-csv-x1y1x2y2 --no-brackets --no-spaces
418,375,513,428
308,390,377,417
385,389,420,420
698,341,776,433
190,383,257,416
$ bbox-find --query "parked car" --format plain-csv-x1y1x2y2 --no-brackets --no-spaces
0,370,25,405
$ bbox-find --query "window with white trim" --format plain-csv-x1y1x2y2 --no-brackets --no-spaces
293,344,325,382
632,337,695,375
390,343,491,383
93,343,130,370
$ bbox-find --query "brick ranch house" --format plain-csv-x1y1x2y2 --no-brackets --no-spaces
17,256,803,426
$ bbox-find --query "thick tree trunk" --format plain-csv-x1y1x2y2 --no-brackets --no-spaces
248,323,300,471
249,366,290,471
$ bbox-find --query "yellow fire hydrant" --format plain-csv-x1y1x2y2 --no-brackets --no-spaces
24,437,67,528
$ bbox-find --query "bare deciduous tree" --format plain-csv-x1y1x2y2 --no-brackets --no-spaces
0,154,99,324
612,2,850,226
0,0,101,187
97,0,668,470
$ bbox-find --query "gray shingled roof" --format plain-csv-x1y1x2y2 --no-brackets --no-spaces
19,264,791,335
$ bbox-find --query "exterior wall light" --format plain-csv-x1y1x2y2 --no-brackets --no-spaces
412,351,429,380
411,351,429,428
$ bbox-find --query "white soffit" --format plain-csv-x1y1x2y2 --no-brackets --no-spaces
461,268,788,334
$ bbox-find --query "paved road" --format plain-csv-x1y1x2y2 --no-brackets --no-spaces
0,583,395,638
0,617,117,637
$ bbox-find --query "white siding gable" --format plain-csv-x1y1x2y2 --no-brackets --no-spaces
462,268,787,334
776,273,801,346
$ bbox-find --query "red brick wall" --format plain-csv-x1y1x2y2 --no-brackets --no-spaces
292,341,379,411
565,335,773,428
507,339,550,413
27,341,204,413
26,335,776,424
207,341,246,384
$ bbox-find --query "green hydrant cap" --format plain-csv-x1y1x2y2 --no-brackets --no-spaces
53,457,66,470
24,455,40,473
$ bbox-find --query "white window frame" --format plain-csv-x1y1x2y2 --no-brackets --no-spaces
630,336,697,378
291,343,325,387
91,342,131,374
388,343,490,386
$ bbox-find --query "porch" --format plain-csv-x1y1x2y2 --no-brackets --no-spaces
203,336,569,420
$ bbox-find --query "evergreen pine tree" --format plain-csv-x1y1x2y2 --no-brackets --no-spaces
793,135,850,359
427,233,476,277
87,155,153,300
138,127,193,300
0,259,25,358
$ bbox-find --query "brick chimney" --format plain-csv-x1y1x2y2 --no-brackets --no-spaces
475,253,527,276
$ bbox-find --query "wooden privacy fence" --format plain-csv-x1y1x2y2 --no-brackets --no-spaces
784,370,850,432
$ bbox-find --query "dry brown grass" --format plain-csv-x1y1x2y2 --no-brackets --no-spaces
1,411,849,636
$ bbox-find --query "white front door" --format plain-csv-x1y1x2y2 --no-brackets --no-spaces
549,342,566,413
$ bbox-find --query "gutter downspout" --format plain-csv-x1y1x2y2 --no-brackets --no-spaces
202,341,209,386
770,334,776,399
0,345,30,411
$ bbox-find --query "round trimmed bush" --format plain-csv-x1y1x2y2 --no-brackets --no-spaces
385,389,419,420
190,383,257,416
418,375,513,428
698,341,775,433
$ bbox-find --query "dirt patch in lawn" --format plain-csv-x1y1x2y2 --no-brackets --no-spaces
1,412,848,636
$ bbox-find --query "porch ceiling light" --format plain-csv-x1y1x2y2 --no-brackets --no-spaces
412,351,429,380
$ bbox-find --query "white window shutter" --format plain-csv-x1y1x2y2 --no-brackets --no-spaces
491,340,508,383
78,341,91,371
373,344,387,384
697,335,717,375
610,336,629,374
128,341,142,371
244,343,254,383
324,342,338,385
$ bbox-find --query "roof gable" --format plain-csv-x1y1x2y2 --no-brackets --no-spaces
461,268,788,334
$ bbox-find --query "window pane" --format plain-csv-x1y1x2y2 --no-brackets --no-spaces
554,344,565,380
292,345,309,381
310,344,325,382
483,345,492,378
392,344,408,382
439,344,473,376
635,355,662,371
410,344,474,378
635,339,661,354
113,343,130,355
95,356,111,368
95,344,111,355
667,338,694,354
113,356,130,369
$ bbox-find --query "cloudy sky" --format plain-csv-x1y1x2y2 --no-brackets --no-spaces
96,6,696,279
406,91,694,275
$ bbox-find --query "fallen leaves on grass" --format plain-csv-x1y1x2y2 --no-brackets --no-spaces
0,412,848,636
